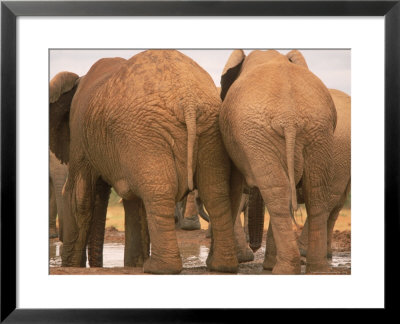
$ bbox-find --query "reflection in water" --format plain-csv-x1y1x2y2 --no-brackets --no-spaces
179,244,209,268
330,252,351,268
49,242,209,268
98,244,124,268
50,242,350,271
50,242,124,268
49,241,62,267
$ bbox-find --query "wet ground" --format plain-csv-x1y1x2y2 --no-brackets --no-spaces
50,227,351,275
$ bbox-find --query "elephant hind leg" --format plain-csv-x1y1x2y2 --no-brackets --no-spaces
131,155,182,274
302,142,333,273
262,192,301,274
196,134,238,273
61,166,96,267
257,167,301,274
299,180,351,260
142,187,182,274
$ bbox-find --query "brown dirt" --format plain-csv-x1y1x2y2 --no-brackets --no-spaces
104,225,125,243
50,226,350,275
332,230,351,252
293,226,351,253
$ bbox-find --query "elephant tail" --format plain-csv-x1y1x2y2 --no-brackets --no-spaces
184,105,196,191
284,125,298,213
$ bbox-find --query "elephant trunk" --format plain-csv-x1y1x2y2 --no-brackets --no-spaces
247,188,265,252
284,125,298,212
184,105,196,191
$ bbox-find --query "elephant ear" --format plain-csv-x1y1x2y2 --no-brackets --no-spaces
286,50,309,69
49,71,80,164
220,49,246,101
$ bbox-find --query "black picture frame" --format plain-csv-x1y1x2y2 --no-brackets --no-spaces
1,0,399,321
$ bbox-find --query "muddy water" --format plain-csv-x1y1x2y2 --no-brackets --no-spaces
50,242,351,272
330,252,351,268
50,242,124,268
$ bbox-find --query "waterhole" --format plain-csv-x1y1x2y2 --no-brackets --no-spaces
50,242,350,272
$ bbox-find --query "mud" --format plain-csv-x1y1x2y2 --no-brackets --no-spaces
50,227,351,275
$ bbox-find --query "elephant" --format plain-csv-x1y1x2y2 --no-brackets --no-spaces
49,50,240,274
219,49,337,274
49,151,68,239
296,88,351,258
50,150,113,266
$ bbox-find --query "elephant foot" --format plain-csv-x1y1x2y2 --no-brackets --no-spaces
180,215,201,231
206,251,238,273
262,255,277,270
143,256,182,274
61,245,87,267
62,256,86,267
237,246,254,263
272,261,301,274
306,261,330,274
299,248,333,261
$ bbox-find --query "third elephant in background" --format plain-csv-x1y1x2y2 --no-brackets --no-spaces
296,88,351,258
247,88,351,266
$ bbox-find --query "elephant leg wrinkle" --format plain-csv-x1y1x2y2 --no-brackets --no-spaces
263,200,301,274
195,135,239,273
61,169,96,267
303,148,332,273
143,199,183,274
305,206,330,273
258,183,301,274
269,217,301,274
204,218,238,273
